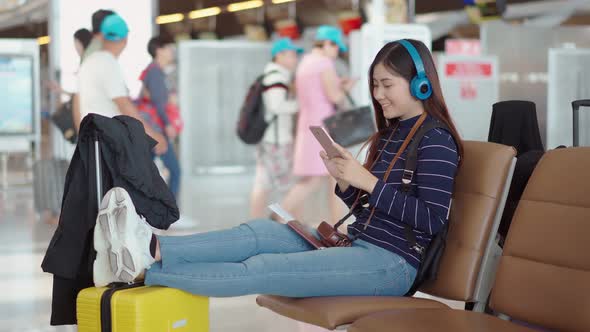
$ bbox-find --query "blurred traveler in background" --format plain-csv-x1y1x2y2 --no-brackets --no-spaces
249,38,302,218
73,28,93,59
76,13,168,155
70,9,115,132
46,28,92,97
281,26,356,223
40,28,92,226
137,35,182,198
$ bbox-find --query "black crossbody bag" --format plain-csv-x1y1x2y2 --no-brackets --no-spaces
51,98,77,143
323,94,375,147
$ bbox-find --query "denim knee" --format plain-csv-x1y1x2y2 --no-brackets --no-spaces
243,218,280,233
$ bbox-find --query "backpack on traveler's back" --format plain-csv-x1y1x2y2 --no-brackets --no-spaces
236,70,287,144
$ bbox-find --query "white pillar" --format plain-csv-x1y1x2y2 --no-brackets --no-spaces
370,0,386,25
408,0,415,23
369,0,386,68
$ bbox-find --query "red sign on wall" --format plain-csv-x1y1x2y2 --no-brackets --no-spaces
445,39,481,56
445,62,492,78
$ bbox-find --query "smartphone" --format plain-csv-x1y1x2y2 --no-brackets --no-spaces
309,126,342,159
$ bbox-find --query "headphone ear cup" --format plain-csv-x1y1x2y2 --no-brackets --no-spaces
411,76,432,100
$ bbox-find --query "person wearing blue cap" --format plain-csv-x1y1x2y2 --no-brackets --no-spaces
80,9,114,62
77,13,166,150
78,13,169,288
281,25,356,223
249,38,303,218
315,24,348,53
72,9,115,134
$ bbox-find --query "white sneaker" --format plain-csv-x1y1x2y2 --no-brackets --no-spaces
96,187,155,283
93,210,118,287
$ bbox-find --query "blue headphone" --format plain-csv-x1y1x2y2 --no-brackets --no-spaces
398,39,432,100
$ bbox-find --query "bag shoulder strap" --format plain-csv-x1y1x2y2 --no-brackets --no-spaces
261,70,290,145
401,120,451,193
260,70,287,89
334,114,427,231
356,113,428,233
260,70,283,144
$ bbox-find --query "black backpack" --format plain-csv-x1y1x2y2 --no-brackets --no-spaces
236,70,287,144
400,119,453,296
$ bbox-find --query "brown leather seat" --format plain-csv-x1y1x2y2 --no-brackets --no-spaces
349,308,535,332
257,141,517,330
349,147,590,332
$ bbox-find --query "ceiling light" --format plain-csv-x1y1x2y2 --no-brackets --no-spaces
37,36,50,45
227,0,264,13
156,13,184,25
189,7,222,19
272,0,296,4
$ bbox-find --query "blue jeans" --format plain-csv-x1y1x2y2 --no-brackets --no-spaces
157,141,181,198
145,219,417,297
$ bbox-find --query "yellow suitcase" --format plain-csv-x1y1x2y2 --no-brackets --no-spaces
77,284,209,332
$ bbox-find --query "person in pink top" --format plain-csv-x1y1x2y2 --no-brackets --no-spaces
281,26,356,222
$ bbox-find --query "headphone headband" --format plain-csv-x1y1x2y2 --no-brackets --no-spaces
398,39,426,78
397,39,432,100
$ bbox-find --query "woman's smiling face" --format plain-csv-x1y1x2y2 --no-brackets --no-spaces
372,62,423,121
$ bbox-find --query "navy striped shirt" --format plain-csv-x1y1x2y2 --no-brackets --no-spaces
336,114,459,269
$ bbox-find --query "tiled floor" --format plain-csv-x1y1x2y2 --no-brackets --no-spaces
0,165,462,332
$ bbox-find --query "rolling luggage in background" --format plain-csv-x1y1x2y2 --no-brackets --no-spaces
33,159,69,214
572,99,590,147
77,138,209,332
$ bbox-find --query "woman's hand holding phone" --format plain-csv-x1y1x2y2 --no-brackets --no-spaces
320,142,378,194
320,150,349,190
312,126,378,193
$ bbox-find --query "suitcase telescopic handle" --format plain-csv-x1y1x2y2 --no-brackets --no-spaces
572,99,590,147
95,138,102,209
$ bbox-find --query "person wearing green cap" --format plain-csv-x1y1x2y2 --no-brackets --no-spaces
249,38,302,218
77,13,168,157
281,25,356,223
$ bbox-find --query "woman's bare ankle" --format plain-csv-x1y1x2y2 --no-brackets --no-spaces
155,238,161,262
134,270,146,282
